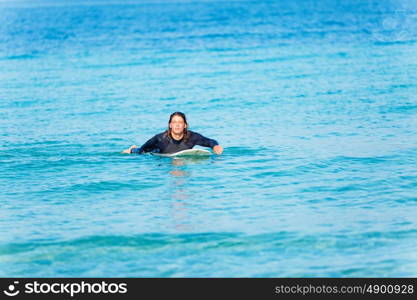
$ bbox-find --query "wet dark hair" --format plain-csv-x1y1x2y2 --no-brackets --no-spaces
164,111,190,141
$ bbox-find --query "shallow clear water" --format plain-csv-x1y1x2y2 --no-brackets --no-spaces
1,0,417,277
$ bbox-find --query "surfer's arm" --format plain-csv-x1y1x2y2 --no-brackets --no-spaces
122,145,138,154
192,132,223,154
193,132,218,148
131,134,159,154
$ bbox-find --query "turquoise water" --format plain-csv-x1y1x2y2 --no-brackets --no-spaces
1,0,417,277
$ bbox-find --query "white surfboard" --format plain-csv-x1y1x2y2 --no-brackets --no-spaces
152,149,211,157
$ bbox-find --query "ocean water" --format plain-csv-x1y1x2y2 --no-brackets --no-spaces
1,0,417,277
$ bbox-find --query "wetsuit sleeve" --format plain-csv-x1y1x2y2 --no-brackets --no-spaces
131,134,159,154
192,132,219,148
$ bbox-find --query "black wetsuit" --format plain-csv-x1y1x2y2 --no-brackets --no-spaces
131,130,219,154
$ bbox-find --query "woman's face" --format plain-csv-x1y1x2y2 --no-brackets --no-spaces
169,115,186,135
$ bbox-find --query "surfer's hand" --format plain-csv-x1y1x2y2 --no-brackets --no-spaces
213,145,223,155
122,145,138,154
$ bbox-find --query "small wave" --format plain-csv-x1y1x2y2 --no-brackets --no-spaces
1,229,416,276
221,146,272,156
3,54,38,60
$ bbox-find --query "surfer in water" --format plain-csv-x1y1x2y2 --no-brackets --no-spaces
122,112,224,155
